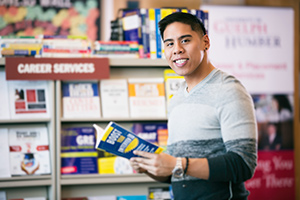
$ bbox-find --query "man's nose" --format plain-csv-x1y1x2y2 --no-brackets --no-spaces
173,43,184,55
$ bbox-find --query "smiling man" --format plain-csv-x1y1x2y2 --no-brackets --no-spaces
130,12,257,200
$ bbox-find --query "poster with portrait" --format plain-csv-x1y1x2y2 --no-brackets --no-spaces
0,0,101,41
201,5,295,200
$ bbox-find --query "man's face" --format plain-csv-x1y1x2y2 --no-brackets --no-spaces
163,22,205,78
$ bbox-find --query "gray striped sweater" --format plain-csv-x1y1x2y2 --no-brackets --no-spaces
166,69,257,200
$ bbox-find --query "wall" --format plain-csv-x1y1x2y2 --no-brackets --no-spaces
245,2,299,200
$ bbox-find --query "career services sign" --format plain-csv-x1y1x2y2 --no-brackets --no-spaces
201,6,294,94
5,57,110,80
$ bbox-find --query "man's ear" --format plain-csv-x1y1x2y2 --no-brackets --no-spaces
203,34,210,50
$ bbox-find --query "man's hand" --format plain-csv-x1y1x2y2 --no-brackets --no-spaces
129,151,176,177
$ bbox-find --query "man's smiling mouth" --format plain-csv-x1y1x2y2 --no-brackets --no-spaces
174,58,189,64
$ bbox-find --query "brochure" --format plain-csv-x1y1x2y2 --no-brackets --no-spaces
94,122,164,159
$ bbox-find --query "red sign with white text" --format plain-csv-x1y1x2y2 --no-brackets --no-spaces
245,150,295,200
5,57,110,80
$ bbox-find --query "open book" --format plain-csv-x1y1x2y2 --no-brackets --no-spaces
94,122,164,159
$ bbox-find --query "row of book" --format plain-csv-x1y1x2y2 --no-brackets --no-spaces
0,122,167,178
0,8,208,59
0,126,51,178
62,69,184,119
0,35,140,58
0,69,184,120
120,8,208,59
61,123,168,175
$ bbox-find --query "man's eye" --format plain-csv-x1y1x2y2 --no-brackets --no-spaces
182,39,190,44
166,42,173,47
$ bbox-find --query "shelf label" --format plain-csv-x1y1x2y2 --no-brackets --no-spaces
5,57,110,80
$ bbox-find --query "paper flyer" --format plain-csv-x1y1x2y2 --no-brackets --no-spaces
94,122,163,159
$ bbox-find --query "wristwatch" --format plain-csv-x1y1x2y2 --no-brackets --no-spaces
172,157,184,178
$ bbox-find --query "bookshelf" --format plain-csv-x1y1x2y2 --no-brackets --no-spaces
55,58,170,200
0,61,56,200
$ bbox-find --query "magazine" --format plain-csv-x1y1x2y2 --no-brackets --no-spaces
94,122,163,159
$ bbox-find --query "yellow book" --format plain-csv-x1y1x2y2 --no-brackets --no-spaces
94,122,164,160
164,69,185,105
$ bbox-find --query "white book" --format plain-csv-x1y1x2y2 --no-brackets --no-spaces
100,79,129,118
88,196,116,200
7,80,51,119
62,82,101,118
128,78,166,118
8,126,51,176
0,70,10,119
148,8,157,59
0,128,11,178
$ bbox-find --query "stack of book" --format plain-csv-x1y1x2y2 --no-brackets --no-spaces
0,35,43,57
121,8,208,59
93,41,139,58
42,35,91,58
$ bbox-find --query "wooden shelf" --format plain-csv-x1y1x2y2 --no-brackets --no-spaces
0,57,169,67
60,174,155,185
0,175,52,188
60,117,167,123
0,118,51,124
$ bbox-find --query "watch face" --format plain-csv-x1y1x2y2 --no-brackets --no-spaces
174,168,183,178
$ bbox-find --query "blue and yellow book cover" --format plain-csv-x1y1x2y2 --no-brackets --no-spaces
94,122,163,159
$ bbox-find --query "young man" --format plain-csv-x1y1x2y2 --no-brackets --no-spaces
130,12,257,200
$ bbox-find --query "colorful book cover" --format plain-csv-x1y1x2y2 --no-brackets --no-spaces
8,126,51,176
61,127,98,175
94,122,164,160
131,123,168,145
7,80,50,119
100,79,129,118
62,82,101,118
128,78,167,118
164,69,185,105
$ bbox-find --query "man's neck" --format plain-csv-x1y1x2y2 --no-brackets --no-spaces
185,62,215,93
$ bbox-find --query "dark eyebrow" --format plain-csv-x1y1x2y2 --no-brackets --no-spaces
163,34,193,43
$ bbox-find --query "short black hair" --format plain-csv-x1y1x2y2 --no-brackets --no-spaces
158,12,207,40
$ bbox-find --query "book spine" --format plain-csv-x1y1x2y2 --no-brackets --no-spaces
160,8,174,59
1,48,41,56
203,10,209,35
140,8,150,58
43,48,91,54
122,9,143,58
41,52,90,58
155,8,162,59
148,8,157,59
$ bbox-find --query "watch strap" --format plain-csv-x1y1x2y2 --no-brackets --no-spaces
184,157,189,175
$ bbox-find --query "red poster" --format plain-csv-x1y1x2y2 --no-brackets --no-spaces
246,150,295,200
